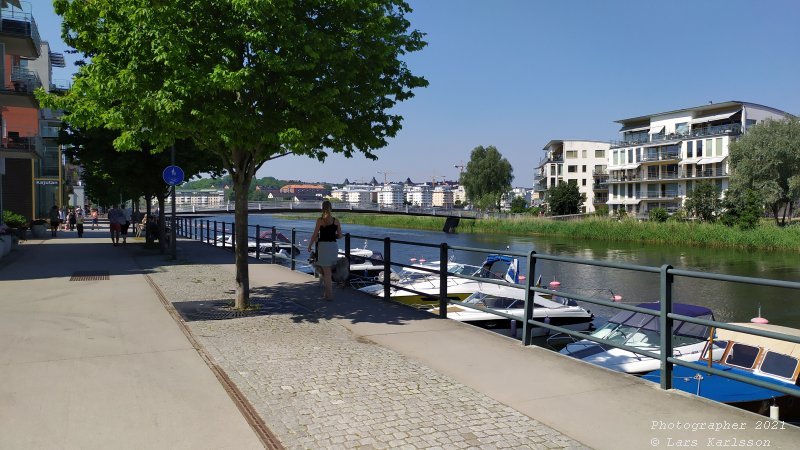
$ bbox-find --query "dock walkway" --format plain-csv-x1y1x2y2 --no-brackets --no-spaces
1,230,798,449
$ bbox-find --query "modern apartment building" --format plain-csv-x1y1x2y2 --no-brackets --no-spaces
534,140,610,213
608,101,792,217
1,2,65,221
377,183,403,208
168,189,226,207
404,184,432,207
431,185,453,208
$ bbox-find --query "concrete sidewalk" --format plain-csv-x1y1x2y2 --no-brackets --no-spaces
0,231,263,449
3,231,800,449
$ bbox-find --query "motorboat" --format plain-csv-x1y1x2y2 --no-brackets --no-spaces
343,242,384,278
253,231,301,257
560,303,722,375
429,288,593,338
357,254,522,307
642,323,800,420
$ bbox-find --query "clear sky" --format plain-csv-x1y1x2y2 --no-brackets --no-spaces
33,0,800,186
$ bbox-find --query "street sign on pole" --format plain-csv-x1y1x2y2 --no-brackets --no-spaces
162,165,185,186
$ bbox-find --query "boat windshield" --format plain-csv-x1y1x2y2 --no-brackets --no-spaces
462,292,526,309
591,306,713,348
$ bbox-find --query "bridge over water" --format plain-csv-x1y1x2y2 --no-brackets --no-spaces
173,200,481,219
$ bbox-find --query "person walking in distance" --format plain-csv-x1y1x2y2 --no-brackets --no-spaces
48,205,60,237
307,200,343,300
121,206,132,245
75,209,85,237
91,208,99,230
107,205,124,246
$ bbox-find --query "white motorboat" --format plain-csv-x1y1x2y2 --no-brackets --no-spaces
559,302,723,375
358,254,522,307
343,243,384,278
430,288,594,338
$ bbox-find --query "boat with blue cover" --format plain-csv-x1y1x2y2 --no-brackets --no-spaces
642,322,800,420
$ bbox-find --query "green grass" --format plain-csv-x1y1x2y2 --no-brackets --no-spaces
280,213,800,253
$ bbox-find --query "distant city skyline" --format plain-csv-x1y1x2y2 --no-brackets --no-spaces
36,0,800,185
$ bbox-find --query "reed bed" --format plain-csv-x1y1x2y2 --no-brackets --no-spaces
325,214,800,253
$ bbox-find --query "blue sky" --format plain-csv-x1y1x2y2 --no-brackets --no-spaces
34,0,800,186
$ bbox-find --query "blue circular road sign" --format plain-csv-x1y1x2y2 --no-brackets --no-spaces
163,165,185,186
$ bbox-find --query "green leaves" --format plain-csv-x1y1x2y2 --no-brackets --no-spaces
460,145,514,211
547,182,586,216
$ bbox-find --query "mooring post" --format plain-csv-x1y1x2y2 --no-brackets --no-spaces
659,264,674,391
438,243,449,317
383,237,391,300
522,250,537,345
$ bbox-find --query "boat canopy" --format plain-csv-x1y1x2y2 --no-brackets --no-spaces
717,323,800,358
479,254,520,284
606,302,714,339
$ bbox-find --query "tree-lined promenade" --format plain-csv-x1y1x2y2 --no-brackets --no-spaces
307,213,800,253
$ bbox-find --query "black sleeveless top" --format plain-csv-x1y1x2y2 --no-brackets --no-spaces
319,220,338,242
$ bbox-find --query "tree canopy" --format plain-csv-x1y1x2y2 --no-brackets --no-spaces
460,145,513,210
728,117,800,226
684,181,721,222
546,182,585,215
45,0,427,308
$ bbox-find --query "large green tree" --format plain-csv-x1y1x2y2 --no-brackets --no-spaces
46,0,427,308
547,182,585,215
728,118,800,226
460,145,514,210
684,181,722,222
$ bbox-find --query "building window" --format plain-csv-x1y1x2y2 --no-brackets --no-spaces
594,164,606,174
567,165,577,173
550,165,556,176
568,179,577,186
566,150,578,158
686,141,693,158
628,149,633,163
581,150,587,158
613,151,618,165
595,149,605,158
745,119,757,130
636,148,642,162
582,165,587,172
696,140,703,157
675,122,689,135
715,137,723,156
582,179,587,186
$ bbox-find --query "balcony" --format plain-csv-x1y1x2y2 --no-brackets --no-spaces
592,182,608,191
593,195,609,204
642,171,679,181
1,133,40,159
610,124,743,149
641,151,681,163
679,168,728,179
1,66,42,106
0,7,41,58
640,190,680,200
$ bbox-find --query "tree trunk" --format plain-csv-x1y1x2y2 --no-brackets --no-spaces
233,177,250,309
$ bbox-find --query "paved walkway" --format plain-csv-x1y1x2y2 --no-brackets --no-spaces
2,230,800,449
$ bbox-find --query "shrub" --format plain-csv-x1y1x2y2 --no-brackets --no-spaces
594,205,609,217
2,210,27,229
649,208,669,222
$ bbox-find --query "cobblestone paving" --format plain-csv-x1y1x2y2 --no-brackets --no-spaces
149,262,589,450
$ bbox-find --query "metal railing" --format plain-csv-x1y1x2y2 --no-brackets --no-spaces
171,216,800,399
172,200,483,218
611,124,743,149
0,7,41,55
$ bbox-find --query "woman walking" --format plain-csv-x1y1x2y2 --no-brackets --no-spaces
307,200,342,300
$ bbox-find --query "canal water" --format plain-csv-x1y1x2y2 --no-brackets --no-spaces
206,213,800,329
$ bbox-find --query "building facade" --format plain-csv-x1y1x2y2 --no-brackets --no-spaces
608,102,792,218
431,185,453,208
404,184,432,207
168,189,226,207
1,1,67,222
535,140,610,213
377,183,404,207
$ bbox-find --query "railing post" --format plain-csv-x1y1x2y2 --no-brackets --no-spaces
255,225,261,260
659,264,674,391
291,228,297,271
213,221,218,246
522,250,537,345
205,220,210,243
438,243,448,317
221,222,226,249
383,237,391,300
192,218,196,240
271,226,277,264
200,219,204,243
231,222,235,252
344,233,351,261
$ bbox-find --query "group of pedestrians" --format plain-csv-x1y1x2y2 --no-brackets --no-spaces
107,205,133,247
45,205,137,245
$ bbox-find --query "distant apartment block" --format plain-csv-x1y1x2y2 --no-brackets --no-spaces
431,185,453,208
377,183,404,207
535,140,610,213
404,184,432,207
608,101,792,217
279,183,328,196
168,189,226,206
331,183,376,204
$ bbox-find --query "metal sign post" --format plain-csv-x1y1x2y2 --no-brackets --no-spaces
162,148,184,260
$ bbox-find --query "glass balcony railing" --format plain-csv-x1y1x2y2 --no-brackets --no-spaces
611,123,742,149
6,66,42,94
641,152,681,162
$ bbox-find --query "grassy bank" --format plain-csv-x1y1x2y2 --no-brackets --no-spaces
281,213,800,253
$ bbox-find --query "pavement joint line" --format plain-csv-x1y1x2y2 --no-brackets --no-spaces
0,347,196,367
141,271,284,450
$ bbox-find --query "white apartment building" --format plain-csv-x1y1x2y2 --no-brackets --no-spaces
404,184,432,207
169,189,226,206
609,101,792,217
431,185,454,208
452,185,467,206
377,183,404,207
330,184,376,205
534,140,610,213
